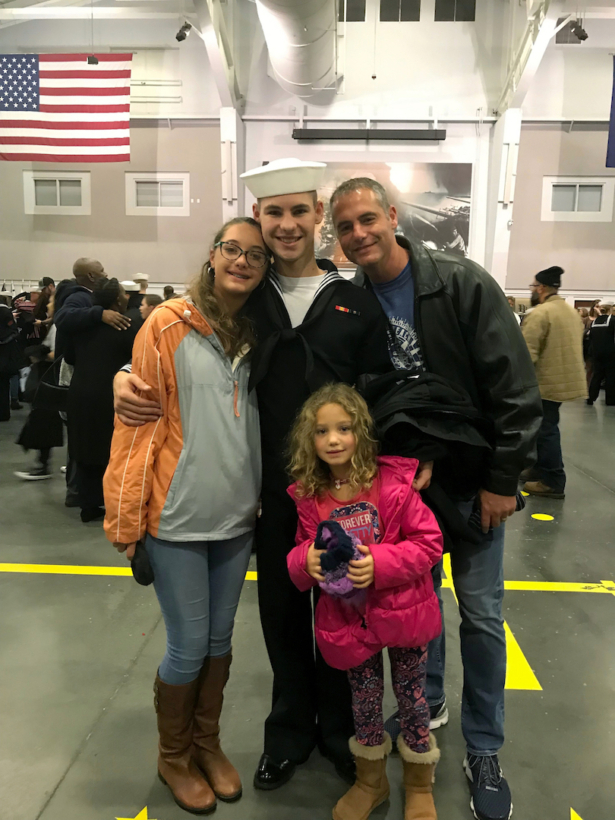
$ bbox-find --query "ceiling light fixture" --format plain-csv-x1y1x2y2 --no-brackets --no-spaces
570,19,588,41
175,21,192,42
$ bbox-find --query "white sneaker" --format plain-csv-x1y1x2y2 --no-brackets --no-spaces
60,465,67,474
429,701,449,730
15,468,52,481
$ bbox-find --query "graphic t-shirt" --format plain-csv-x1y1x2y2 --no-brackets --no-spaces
371,261,424,371
316,479,382,546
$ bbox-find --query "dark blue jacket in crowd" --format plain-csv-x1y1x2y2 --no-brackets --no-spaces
54,280,102,360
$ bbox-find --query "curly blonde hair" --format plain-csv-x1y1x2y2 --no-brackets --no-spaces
288,383,378,498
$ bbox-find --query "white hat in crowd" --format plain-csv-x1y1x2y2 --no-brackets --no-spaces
119,280,140,292
133,272,149,283
241,157,327,200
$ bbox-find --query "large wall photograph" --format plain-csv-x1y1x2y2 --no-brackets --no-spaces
316,161,472,268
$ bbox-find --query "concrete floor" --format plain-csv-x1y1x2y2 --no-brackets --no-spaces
1,398,614,820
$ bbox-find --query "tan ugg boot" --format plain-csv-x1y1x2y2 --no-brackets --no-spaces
332,733,391,820
154,675,217,815
398,733,440,820
192,655,242,802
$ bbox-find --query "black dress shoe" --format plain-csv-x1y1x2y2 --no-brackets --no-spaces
331,755,355,785
318,746,356,785
253,754,296,791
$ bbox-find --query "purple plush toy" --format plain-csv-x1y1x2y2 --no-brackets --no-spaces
316,520,366,605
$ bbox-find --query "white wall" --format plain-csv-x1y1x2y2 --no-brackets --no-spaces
237,0,510,119
522,19,615,120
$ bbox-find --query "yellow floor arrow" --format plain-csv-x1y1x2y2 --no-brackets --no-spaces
571,810,583,820
442,555,542,690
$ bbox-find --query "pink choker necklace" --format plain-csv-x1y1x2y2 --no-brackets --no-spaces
332,477,350,490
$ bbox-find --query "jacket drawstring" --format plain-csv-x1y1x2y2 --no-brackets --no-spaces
233,380,240,418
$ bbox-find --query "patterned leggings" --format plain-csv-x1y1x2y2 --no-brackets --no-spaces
347,646,429,752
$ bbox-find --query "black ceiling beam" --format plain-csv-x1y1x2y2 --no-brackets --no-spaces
292,128,447,141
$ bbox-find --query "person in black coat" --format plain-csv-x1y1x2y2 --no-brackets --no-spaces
0,303,21,422
587,306,615,405
66,279,139,522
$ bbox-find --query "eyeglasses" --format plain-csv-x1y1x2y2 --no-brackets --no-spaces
214,241,269,269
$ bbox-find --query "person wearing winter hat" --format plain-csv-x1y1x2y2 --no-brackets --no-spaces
522,266,586,498
110,158,393,791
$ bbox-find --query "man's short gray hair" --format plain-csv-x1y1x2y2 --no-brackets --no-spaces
330,178,390,214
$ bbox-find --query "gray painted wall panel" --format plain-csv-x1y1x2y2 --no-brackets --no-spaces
507,126,615,292
0,123,222,286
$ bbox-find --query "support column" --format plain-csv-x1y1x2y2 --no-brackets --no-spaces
220,107,245,221
484,108,522,290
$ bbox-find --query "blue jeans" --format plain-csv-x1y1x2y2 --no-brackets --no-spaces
145,531,253,686
535,400,565,493
426,500,506,756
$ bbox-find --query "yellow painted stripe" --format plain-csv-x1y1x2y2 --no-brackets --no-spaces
441,554,542,690
571,809,583,820
0,563,134,576
504,621,542,690
0,564,612,598
0,563,260,581
504,581,613,593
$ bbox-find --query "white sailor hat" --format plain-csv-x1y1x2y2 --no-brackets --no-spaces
132,272,149,283
119,280,140,292
241,157,327,200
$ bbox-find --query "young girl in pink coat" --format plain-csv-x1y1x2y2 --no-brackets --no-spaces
287,383,443,820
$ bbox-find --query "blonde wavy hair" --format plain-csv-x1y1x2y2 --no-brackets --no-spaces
288,383,379,498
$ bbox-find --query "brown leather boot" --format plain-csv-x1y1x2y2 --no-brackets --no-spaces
398,733,440,820
154,674,217,815
332,734,391,820
192,655,242,802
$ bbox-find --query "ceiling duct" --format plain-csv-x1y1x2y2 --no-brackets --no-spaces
254,0,337,98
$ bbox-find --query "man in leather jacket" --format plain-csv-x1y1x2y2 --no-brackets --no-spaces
331,177,542,820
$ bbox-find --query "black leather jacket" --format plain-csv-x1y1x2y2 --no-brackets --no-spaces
354,237,542,497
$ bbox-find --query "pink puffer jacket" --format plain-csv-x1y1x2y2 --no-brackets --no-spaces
287,456,443,671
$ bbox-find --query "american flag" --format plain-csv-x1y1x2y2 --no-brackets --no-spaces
0,53,132,162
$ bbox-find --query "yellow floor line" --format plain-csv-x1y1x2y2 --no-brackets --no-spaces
0,563,134,576
0,563,613,598
441,555,542,690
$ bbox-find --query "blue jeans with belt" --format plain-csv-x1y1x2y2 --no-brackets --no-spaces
426,500,506,757
145,531,253,686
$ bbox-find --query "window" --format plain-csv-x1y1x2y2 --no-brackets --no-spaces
338,0,366,23
23,171,91,216
434,0,475,22
125,173,190,217
541,177,615,222
380,0,421,22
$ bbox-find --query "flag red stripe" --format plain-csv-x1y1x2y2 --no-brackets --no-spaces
39,70,132,80
0,136,130,146
40,87,130,97
39,104,130,113
0,119,128,130
0,152,130,162
38,54,133,62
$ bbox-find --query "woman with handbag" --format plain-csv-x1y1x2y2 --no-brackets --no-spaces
65,279,138,522
103,217,268,815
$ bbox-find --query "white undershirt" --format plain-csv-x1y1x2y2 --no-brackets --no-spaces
277,271,330,328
